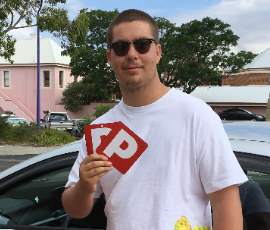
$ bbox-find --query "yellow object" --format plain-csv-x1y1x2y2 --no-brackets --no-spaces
193,227,212,230
174,216,212,230
174,216,192,230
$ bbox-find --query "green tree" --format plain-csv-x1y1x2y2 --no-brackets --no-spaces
60,9,119,112
158,17,257,93
0,0,68,62
58,12,256,111
62,73,114,113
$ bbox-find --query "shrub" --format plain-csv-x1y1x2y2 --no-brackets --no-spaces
12,122,41,142
34,129,76,146
93,104,113,118
0,117,13,140
0,118,75,146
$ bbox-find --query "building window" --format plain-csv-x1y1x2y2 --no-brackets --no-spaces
43,71,50,87
3,70,10,87
59,70,64,88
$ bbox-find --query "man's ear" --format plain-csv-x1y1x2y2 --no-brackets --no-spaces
156,43,162,64
107,50,111,65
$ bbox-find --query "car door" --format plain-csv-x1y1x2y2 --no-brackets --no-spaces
235,151,270,200
235,151,270,230
0,152,106,230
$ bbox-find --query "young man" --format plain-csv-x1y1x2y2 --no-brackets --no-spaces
62,9,247,230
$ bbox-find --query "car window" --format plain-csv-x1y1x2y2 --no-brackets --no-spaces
247,170,270,202
50,114,68,121
0,166,71,227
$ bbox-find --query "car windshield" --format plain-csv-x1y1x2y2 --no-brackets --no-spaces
50,114,68,121
242,109,252,114
7,119,26,124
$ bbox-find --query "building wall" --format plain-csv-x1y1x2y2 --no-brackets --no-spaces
0,64,76,122
54,102,118,120
0,66,36,120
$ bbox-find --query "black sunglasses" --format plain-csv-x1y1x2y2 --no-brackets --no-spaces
110,38,157,56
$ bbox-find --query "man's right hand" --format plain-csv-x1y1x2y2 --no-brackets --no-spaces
62,154,112,219
78,154,112,194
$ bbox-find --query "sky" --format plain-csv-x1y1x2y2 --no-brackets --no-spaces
8,0,270,54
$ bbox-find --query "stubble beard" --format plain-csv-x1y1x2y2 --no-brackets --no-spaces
118,69,158,95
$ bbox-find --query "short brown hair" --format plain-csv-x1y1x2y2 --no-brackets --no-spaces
107,9,159,45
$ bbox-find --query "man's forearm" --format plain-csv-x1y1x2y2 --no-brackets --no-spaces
62,182,95,218
210,185,243,230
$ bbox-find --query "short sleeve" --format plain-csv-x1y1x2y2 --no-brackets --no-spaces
195,105,248,194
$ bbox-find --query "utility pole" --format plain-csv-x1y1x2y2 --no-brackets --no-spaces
36,0,43,126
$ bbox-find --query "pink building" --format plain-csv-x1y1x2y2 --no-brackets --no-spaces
0,34,93,122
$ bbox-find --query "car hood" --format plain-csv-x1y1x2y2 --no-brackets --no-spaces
224,121,270,156
0,140,81,180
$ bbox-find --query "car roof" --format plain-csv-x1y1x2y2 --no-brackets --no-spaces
0,140,81,180
0,113,16,117
223,121,270,157
7,117,26,120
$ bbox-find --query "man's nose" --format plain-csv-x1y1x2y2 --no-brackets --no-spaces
126,43,139,57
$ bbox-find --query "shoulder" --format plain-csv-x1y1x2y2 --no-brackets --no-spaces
169,88,219,121
170,88,211,108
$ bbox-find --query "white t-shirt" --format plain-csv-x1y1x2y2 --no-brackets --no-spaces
66,88,247,230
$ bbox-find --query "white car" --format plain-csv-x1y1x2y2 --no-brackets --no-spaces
6,117,28,126
0,114,16,119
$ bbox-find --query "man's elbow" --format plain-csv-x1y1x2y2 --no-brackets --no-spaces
61,187,95,219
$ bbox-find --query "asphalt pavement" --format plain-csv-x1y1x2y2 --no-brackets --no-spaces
0,145,57,155
0,145,58,171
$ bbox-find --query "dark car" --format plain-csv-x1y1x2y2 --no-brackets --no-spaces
218,108,266,121
0,122,269,230
71,119,85,137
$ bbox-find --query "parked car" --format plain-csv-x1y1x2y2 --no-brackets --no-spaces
0,113,17,120
218,108,266,121
0,122,269,229
71,119,86,137
0,141,106,230
40,111,73,132
6,117,28,126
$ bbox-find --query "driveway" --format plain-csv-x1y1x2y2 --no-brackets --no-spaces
0,145,59,171
0,145,57,155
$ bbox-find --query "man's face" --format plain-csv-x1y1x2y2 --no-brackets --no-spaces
107,20,162,92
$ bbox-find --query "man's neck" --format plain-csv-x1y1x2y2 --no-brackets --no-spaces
121,81,170,107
